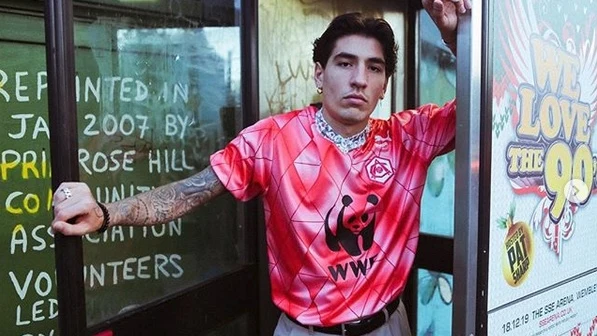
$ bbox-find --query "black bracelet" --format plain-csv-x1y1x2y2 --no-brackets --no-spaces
96,202,110,234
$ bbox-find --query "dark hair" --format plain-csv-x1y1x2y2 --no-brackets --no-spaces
312,12,398,78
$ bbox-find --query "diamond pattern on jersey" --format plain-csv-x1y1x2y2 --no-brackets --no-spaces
210,100,456,326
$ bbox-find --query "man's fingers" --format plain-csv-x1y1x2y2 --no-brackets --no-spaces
53,182,80,205
52,204,100,236
53,203,79,223
448,0,466,14
459,1,467,14
52,221,94,236
421,0,442,13
424,0,471,14
431,0,444,13
52,187,68,206
454,0,472,13
53,199,102,235
51,182,100,236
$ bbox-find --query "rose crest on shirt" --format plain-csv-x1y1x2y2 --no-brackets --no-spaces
365,156,394,184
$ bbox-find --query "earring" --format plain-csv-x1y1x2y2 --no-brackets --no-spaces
317,87,323,94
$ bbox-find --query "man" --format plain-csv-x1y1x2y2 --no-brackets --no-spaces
52,1,471,335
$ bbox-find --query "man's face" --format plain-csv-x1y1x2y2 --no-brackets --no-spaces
314,35,389,136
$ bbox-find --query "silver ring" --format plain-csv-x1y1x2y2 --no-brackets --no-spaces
61,187,73,199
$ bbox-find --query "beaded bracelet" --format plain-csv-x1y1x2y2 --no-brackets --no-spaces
96,202,110,233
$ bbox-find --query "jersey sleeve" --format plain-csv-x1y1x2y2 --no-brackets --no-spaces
209,118,274,201
393,99,456,161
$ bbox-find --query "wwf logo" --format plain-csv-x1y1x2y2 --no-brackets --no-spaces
325,195,379,281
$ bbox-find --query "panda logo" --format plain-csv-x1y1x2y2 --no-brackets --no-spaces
324,194,379,256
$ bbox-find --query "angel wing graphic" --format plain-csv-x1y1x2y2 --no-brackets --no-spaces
499,1,597,122
496,0,597,195
577,25,597,127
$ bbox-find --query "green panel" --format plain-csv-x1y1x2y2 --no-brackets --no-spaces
0,12,45,43
0,24,57,336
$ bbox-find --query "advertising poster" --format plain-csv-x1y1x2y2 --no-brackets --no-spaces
487,0,597,335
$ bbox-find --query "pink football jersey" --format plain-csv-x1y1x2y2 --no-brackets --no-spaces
210,101,455,326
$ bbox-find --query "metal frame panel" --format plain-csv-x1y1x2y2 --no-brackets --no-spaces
44,0,88,335
475,1,493,335
452,1,485,334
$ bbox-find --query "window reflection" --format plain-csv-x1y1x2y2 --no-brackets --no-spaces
72,1,243,325
417,269,454,336
418,10,456,238
416,10,455,336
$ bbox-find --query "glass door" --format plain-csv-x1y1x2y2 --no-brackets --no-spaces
70,0,259,334
0,0,259,335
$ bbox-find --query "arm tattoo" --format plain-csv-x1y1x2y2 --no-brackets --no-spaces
106,166,226,227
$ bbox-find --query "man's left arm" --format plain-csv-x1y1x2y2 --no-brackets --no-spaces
421,0,472,55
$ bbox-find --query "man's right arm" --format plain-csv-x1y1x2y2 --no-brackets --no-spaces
52,166,227,236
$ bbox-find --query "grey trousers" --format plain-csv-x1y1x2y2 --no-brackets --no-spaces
273,300,412,336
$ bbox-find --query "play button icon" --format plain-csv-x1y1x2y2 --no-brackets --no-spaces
564,179,590,204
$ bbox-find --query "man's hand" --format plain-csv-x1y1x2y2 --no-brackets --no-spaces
51,166,226,236
422,0,472,54
52,182,105,236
